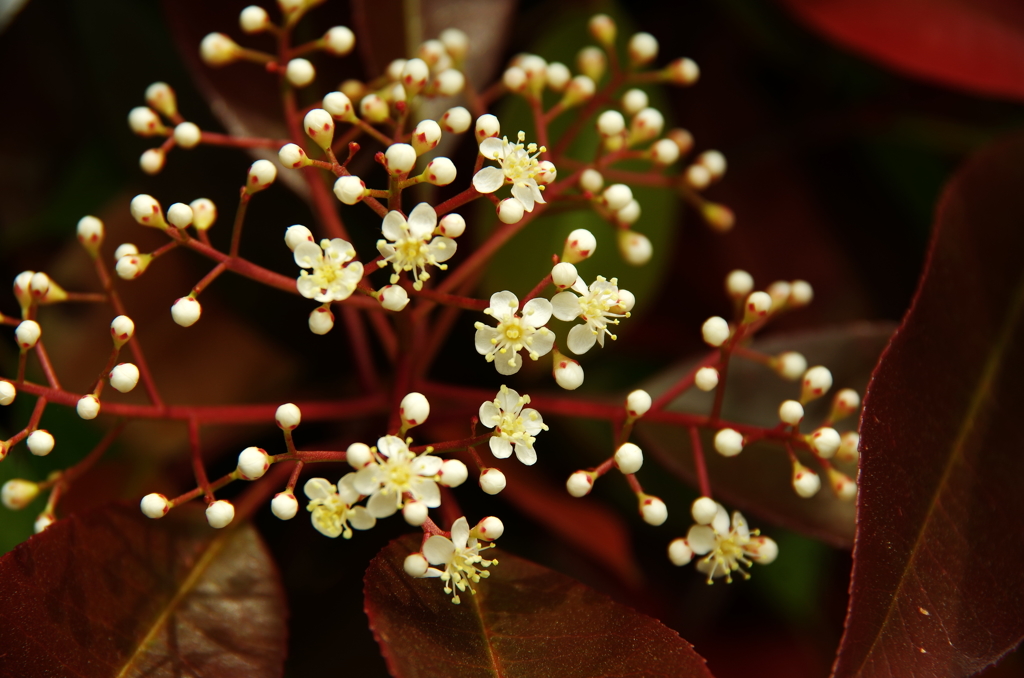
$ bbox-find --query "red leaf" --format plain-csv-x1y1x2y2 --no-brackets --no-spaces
833,134,1024,676
779,0,1024,101
0,503,288,677
364,534,715,678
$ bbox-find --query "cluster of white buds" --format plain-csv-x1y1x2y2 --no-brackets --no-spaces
127,83,210,174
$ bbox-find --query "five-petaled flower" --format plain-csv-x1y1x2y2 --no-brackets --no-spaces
479,385,548,465
472,131,548,212
304,475,376,538
686,502,777,583
421,517,498,604
474,291,554,375
353,436,442,518
551,275,633,354
376,203,457,290
294,237,363,302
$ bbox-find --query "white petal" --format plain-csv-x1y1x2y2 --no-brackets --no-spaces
353,465,382,495
520,408,545,435
479,137,505,159
489,290,519,316
293,241,322,268
497,386,521,413
712,503,730,535
337,473,361,503
296,275,320,300
475,326,500,355
551,291,581,321
511,182,535,212
489,436,513,459
413,455,443,476
349,506,376,531
424,535,455,565
427,237,457,263
381,211,407,242
514,442,537,466
377,435,408,459
528,329,554,357
478,401,501,428
451,517,470,549
495,351,523,375
367,489,398,518
567,323,597,355
413,479,441,507
687,525,717,555
304,477,334,500
407,203,437,240
473,166,506,194
732,511,750,540
521,298,552,327
324,238,355,262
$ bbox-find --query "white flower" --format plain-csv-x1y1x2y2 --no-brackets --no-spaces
474,291,554,375
685,502,776,583
421,517,498,604
478,385,548,465
551,275,632,354
304,475,376,538
472,131,549,212
294,238,363,302
376,203,457,291
352,436,442,518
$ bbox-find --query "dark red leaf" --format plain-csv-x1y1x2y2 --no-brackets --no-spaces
365,534,714,678
833,133,1024,676
0,502,288,677
640,323,893,548
779,0,1024,101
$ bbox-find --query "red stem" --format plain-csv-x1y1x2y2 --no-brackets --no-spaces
689,426,712,498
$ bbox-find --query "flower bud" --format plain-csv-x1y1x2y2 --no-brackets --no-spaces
668,538,693,566
246,159,277,193
145,82,177,118
695,366,719,392
439,214,465,238
320,92,354,123
74,215,104,255
479,468,506,495
190,198,217,230
588,13,616,47
323,25,355,55
237,446,271,480
561,75,595,107
139,148,165,175
502,66,527,93
333,175,366,204
400,392,430,427
666,57,699,85
425,157,457,186
566,470,594,497
616,200,641,226
359,94,390,123
792,462,821,498
614,289,636,314
577,46,606,82
779,399,804,426
404,552,430,577
702,316,730,347
271,492,299,520
546,62,570,91
806,427,840,459
109,363,140,393
474,516,504,541
15,320,41,349
13,270,33,308
551,262,578,290
714,428,744,457
690,497,718,525
286,58,315,87
438,28,468,60
620,90,648,118
347,442,373,469
171,296,202,327
403,500,428,526
441,106,471,133
384,143,417,176
640,495,668,526
276,403,301,430
615,442,644,474
697,150,726,180
308,306,334,335
111,315,135,347
239,5,270,33
206,499,235,529
617,230,652,266
767,281,791,311
625,390,651,418
628,32,659,66
723,271,752,300
128,107,166,136
33,514,54,533
497,198,524,224
283,226,314,253
116,253,151,280
602,184,632,211
629,107,664,144
409,120,442,156
801,366,833,403
398,58,429,95
140,493,171,519
2,479,39,509
439,459,468,488
432,69,465,96
303,109,334,150
562,228,596,263
647,140,679,169
0,381,16,406
743,291,772,323
27,430,54,457
200,33,240,66
773,351,807,381
172,122,201,149
475,114,500,142
789,279,813,307
377,285,409,311
837,431,860,463
77,394,101,420
580,169,603,194
597,110,625,137
831,388,860,420
163,204,192,230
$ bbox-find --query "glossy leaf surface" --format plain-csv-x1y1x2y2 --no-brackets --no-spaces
0,503,287,677
365,534,714,678
779,0,1024,101
834,134,1024,676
